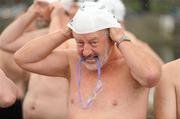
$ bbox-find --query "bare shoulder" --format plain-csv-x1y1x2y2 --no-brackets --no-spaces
163,59,180,74
163,59,180,70
161,58,180,85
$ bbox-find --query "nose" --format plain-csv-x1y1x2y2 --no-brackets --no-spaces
82,45,93,57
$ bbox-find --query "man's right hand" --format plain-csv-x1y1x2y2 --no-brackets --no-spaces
63,26,73,39
50,2,66,19
27,4,40,17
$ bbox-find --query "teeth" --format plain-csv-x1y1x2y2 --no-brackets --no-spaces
86,59,95,61
85,59,96,63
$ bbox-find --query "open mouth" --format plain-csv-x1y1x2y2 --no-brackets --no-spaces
83,56,98,64
85,59,96,64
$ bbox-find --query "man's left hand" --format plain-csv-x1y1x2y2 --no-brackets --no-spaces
109,28,125,43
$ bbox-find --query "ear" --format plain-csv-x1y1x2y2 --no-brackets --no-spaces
49,4,54,12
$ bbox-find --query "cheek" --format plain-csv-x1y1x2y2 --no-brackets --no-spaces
44,9,49,16
77,48,83,56
98,46,109,57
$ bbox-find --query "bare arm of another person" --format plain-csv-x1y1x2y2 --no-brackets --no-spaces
14,23,72,77
154,62,177,119
2,28,48,53
14,4,73,77
0,5,39,53
0,69,18,108
110,28,161,87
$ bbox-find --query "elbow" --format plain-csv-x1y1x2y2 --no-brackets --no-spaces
13,52,29,70
143,67,161,88
0,91,17,108
0,40,14,53
13,52,25,67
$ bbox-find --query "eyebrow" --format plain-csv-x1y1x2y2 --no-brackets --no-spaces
76,36,98,41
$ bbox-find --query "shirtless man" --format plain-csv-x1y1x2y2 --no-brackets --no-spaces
0,68,18,108
0,6,30,119
14,2,161,119
0,51,29,119
0,0,75,119
154,59,180,119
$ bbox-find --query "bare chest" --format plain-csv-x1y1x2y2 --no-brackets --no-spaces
68,62,148,119
28,75,68,97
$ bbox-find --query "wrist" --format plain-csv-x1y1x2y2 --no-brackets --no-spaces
115,35,131,47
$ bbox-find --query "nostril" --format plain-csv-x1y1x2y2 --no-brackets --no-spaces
83,49,92,57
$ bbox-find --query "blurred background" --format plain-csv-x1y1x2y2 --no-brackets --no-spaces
0,0,179,119
0,0,179,61
124,0,180,62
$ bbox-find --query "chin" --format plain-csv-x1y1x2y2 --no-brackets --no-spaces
83,60,106,71
83,63,98,71
82,53,109,71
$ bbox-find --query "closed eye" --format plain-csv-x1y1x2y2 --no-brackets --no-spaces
77,42,84,47
90,41,98,47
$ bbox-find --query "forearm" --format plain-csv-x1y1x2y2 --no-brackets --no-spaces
117,41,161,87
4,28,48,53
143,44,164,65
125,31,164,65
14,27,70,64
0,11,37,52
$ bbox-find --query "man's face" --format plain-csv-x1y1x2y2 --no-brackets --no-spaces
73,30,112,70
34,0,52,22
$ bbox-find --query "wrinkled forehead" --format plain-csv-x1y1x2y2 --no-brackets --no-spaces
73,29,109,40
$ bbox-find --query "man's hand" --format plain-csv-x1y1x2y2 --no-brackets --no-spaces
109,27,125,43
27,4,40,17
50,2,66,19
63,26,73,39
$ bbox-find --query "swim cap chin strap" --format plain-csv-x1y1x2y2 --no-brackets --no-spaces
76,57,103,109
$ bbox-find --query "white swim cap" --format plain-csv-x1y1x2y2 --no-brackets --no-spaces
36,0,73,10
68,1,121,34
76,0,97,6
98,0,126,21
60,0,73,10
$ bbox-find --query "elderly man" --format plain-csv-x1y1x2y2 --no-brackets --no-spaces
154,59,180,119
0,69,18,108
14,2,161,119
0,0,75,119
